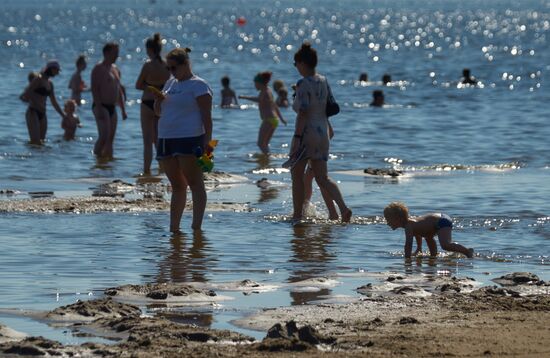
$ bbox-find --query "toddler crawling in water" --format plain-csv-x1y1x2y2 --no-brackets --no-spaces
383,202,474,258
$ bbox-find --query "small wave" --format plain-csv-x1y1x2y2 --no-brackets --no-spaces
350,102,414,109
264,214,384,225
393,161,522,172
0,152,34,159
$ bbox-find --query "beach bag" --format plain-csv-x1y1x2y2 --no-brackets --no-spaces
326,82,340,117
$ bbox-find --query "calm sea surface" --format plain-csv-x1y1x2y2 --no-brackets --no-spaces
0,0,549,342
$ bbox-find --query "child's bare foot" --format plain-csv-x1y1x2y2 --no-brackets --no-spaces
466,248,474,258
341,208,352,223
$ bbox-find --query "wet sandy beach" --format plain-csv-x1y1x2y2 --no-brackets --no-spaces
1,272,549,357
1,174,549,356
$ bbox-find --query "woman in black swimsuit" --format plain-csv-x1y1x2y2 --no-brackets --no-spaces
20,60,66,144
135,33,170,175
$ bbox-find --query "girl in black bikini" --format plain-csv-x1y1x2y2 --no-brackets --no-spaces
20,60,66,145
135,33,170,175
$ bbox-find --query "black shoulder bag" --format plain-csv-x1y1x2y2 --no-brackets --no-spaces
326,81,340,117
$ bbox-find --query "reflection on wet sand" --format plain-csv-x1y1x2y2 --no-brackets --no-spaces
156,230,215,284
289,225,336,305
155,230,216,328
253,153,270,170
256,178,280,203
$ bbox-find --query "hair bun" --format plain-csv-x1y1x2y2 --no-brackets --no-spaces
184,47,191,53
153,33,161,42
302,42,312,50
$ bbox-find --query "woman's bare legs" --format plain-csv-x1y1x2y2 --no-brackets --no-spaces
290,159,308,220
162,157,188,233
39,115,47,142
140,104,158,174
304,165,338,220
177,155,207,230
310,159,352,222
25,109,42,145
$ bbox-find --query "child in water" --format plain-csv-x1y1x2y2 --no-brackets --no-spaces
220,76,238,108
68,55,87,105
275,87,289,108
383,202,474,258
19,71,39,102
272,79,289,107
61,99,81,140
239,72,287,154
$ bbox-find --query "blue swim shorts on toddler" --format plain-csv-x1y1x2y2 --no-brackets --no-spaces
436,213,453,230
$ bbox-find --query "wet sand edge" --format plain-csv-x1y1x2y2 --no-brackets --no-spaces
1,279,549,357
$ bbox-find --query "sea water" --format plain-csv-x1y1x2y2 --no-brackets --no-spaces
0,0,549,343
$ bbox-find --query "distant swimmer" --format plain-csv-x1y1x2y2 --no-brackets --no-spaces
61,99,81,141
384,202,474,258
68,55,88,105
461,68,478,85
359,72,368,82
20,60,66,145
220,76,239,108
370,90,385,107
135,33,170,175
91,42,127,158
382,73,392,85
239,71,287,155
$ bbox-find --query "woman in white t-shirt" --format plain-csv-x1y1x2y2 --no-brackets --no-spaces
152,47,213,232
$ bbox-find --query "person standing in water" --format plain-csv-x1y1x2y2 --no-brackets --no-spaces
289,42,352,223
461,68,478,85
68,55,87,105
370,90,385,107
239,72,287,155
135,33,170,175
20,60,66,145
152,47,213,232
91,42,127,158
220,76,239,108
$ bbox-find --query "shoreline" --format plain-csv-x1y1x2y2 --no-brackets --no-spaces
1,272,549,357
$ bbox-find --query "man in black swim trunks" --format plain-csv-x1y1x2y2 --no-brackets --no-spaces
91,42,127,158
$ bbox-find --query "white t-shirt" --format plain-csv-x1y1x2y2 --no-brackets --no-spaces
158,75,212,139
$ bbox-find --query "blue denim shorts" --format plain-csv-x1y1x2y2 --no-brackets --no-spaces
156,135,204,160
